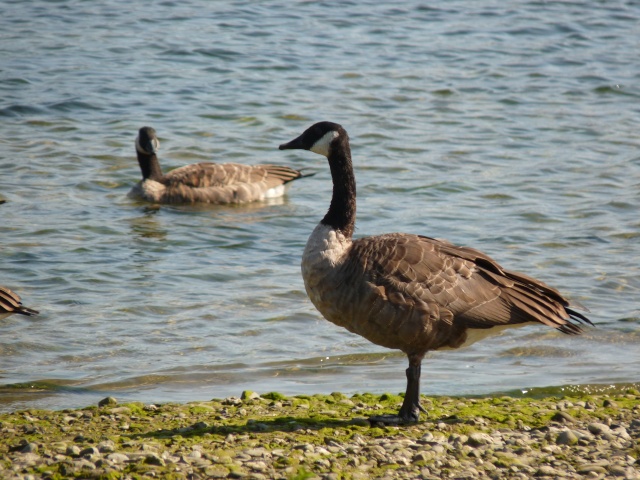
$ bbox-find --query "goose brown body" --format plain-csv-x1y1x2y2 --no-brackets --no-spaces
129,127,307,205
0,286,39,318
280,121,592,423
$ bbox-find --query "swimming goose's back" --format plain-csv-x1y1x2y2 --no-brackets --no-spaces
157,162,304,204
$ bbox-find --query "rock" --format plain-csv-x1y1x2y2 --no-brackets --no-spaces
144,452,165,466
23,424,38,434
588,422,611,435
110,406,131,414
245,447,270,458
66,445,81,456
412,451,433,463
98,396,117,407
204,465,232,477
80,446,99,456
241,390,261,401
246,460,269,471
467,432,494,447
556,430,579,445
551,411,577,423
21,442,38,453
106,452,130,464
576,463,608,474
73,458,97,470
536,465,561,476
15,452,41,467
608,465,629,476
97,440,116,453
612,426,631,440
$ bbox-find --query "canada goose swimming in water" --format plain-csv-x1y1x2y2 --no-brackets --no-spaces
0,286,39,318
279,121,593,424
129,126,309,204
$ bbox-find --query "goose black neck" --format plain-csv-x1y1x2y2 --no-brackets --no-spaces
137,151,164,181
322,134,356,239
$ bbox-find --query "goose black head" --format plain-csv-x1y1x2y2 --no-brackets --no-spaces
279,121,345,158
136,126,160,155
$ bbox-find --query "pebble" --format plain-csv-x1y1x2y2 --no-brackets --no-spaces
144,452,165,466
467,432,494,446
98,396,117,407
588,422,611,435
66,445,81,456
79,446,99,457
106,452,130,464
21,442,38,453
536,465,561,476
556,430,580,445
577,463,608,474
241,390,261,401
551,411,577,423
97,440,116,453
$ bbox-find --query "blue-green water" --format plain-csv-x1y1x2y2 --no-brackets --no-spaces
1,0,638,412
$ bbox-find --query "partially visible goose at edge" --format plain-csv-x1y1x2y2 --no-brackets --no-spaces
279,121,593,424
129,126,310,204
0,286,39,319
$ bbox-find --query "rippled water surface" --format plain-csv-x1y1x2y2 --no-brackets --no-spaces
1,0,639,412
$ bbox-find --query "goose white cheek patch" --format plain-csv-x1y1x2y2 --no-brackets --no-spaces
310,130,339,157
135,135,160,154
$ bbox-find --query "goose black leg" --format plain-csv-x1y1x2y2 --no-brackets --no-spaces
369,354,426,425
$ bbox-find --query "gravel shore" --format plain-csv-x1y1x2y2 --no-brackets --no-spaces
1,389,638,479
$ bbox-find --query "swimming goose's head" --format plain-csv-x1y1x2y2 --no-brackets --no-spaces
279,121,345,158
136,126,160,156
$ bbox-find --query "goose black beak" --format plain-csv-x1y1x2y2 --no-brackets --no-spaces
279,136,305,151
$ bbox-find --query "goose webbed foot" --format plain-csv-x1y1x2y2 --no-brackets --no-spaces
369,402,425,425
368,361,425,425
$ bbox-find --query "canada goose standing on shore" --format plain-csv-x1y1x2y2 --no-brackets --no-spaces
279,121,592,424
0,286,39,318
129,126,309,204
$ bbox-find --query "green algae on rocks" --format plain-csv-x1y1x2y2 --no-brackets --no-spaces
0,390,639,479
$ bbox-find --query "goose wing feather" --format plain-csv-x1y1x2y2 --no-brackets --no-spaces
160,163,303,204
341,233,588,351
0,286,39,316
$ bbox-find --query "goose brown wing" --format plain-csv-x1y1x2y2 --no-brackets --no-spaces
0,286,39,316
348,234,589,335
429,236,592,332
163,163,302,189
163,163,255,188
257,164,305,188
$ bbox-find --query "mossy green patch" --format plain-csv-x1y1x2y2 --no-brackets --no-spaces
262,391,288,401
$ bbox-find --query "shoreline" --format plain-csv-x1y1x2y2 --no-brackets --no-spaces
1,390,638,479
